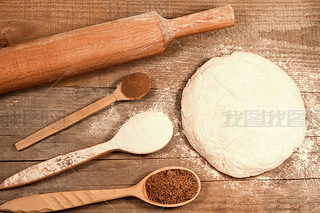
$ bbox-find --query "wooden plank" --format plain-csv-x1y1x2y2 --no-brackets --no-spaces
1,0,318,45
0,88,318,161
0,0,319,212
0,160,319,212
44,43,320,93
0,156,319,190
0,136,319,187
0,0,319,92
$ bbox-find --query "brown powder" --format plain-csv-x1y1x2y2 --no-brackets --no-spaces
121,72,151,99
145,169,199,204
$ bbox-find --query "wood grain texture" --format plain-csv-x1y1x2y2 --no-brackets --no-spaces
0,11,166,94
0,0,319,212
0,5,234,94
0,188,137,212
0,88,319,161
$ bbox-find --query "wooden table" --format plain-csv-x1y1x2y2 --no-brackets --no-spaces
0,0,319,212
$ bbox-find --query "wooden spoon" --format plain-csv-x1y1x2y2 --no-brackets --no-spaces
1,111,173,190
15,72,151,151
0,167,201,212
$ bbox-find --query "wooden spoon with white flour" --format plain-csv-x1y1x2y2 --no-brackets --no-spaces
0,111,173,190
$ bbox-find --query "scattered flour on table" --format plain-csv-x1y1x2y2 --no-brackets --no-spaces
177,140,199,158
219,44,243,55
151,88,176,114
192,157,222,179
255,138,318,180
296,139,315,166
125,88,178,126
293,139,319,177
179,156,222,179
175,138,222,179
223,178,283,198
86,105,120,137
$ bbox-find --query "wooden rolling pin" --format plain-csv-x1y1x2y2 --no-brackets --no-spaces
0,5,234,94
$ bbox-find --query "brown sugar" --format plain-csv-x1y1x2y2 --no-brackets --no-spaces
145,169,199,204
121,72,150,99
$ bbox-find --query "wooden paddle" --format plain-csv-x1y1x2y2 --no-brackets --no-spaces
0,5,234,94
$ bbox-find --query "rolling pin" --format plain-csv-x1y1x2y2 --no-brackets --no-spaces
0,5,234,94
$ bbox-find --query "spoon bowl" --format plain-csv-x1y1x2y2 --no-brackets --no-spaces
113,111,173,154
115,72,151,101
134,166,201,207
0,167,201,212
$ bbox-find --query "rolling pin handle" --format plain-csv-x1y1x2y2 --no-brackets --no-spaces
164,5,234,39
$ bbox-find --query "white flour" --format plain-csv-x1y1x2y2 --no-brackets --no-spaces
114,111,173,154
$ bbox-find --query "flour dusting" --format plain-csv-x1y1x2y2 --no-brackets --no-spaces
293,138,319,179
152,88,175,113
2,142,112,188
86,105,120,137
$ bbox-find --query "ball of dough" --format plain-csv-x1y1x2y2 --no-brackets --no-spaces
181,52,306,178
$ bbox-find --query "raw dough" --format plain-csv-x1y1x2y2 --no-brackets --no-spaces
181,52,306,178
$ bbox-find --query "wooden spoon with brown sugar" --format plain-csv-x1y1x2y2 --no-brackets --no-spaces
0,167,201,212
15,72,151,151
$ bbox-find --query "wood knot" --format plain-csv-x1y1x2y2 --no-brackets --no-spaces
0,38,9,47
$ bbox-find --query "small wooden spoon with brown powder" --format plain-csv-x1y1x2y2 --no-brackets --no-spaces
0,167,201,212
15,73,151,151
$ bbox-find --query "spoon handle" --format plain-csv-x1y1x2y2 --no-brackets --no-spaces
0,142,116,190
15,94,117,151
0,187,135,212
